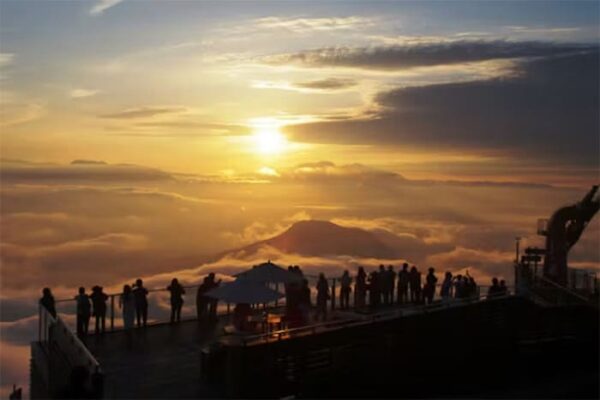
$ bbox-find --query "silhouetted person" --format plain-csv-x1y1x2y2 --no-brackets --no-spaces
293,265,304,277
424,267,438,304
90,286,108,334
339,270,352,309
40,287,57,318
387,265,396,305
75,287,91,337
132,278,148,328
467,275,478,299
355,267,367,308
409,266,421,303
299,278,311,324
397,263,409,304
205,273,221,321
119,285,135,330
8,384,22,400
453,275,465,299
196,276,210,321
368,270,381,308
167,278,185,323
315,273,329,321
499,279,508,295
378,265,388,305
440,272,453,302
487,277,501,299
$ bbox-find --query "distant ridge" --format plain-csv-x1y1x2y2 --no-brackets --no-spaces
222,219,453,263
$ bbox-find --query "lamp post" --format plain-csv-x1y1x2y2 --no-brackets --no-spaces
514,237,522,264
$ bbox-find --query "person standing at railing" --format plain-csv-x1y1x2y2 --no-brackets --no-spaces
397,263,409,304
40,287,57,319
339,270,352,309
453,275,465,299
90,286,108,334
423,267,438,305
119,285,136,330
499,280,508,295
378,265,387,305
75,287,91,337
133,278,149,328
409,266,422,304
205,273,221,321
387,265,396,306
440,272,453,302
355,267,367,308
467,275,478,300
315,273,330,321
298,278,312,325
167,278,185,323
368,270,381,309
196,276,210,321
487,278,502,299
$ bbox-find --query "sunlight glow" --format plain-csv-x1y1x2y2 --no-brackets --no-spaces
250,118,289,155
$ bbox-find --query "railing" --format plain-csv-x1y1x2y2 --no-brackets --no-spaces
37,305,103,396
52,276,504,335
532,275,593,306
237,290,514,346
515,262,597,306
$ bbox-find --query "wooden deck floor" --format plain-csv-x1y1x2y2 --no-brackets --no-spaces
84,319,224,399
79,302,462,398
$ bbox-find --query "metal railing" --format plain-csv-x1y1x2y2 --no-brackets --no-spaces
52,276,504,334
37,305,103,396
236,290,514,346
39,305,101,371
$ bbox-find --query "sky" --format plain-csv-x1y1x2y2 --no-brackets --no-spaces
0,0,599,397
1,0,599,183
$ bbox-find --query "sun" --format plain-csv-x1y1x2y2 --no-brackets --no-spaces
250,119,289,155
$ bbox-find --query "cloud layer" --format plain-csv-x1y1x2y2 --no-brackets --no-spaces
286,50,599,165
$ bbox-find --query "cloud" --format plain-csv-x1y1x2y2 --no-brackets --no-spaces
0,161,174,183
252,78,358,93
285,50,599,166
505,26,581,34
263,40,593,71
426,247,514,283
69,88,100,98
89,0,123,15
262,161,406,186
253,16,374,33
99,106,188,119
0,100,45,127
294,77,357,90
0,53,14,68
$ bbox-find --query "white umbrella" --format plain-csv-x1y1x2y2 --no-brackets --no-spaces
204,279,284,304
234,261,303,284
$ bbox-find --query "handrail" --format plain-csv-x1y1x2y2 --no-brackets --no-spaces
533,275,591,303
238,291,514,346
39,305,101,370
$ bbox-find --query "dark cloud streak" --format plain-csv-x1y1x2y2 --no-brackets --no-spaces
264,40,595,70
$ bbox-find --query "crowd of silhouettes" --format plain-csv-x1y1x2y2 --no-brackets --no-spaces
37,265,511,337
